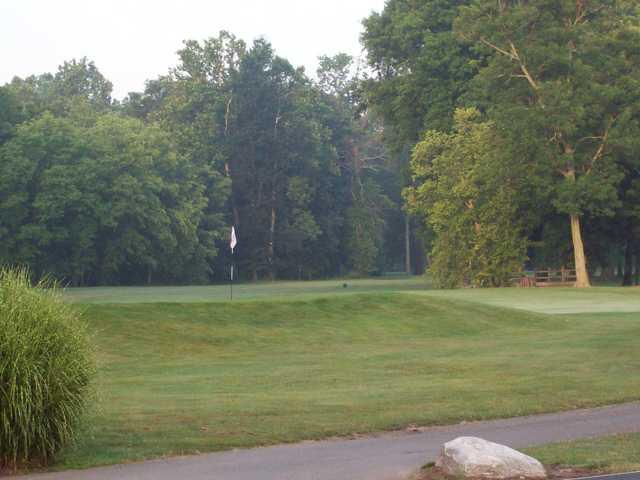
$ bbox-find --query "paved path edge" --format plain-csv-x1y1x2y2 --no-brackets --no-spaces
18,402,640,480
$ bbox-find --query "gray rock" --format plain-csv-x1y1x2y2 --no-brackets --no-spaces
436,436,547,479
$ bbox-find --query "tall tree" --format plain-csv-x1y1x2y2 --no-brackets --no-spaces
50,57,113,110
1,38,409,284
0,86,21,144
362,0,477,150
0,113,217,285
123,32,245,280
362,0,479,274
224,40,334,279
128,37,377,280
455,0,640,287
406,108,529,287
316,54,400,275
6,58,113,119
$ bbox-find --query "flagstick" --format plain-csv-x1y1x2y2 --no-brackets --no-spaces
229,226,237,301
230,260,234,301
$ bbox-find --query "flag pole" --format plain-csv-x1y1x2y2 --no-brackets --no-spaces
230,226,237,301
230,261,233,300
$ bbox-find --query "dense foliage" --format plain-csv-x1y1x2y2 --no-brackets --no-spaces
0,268,94,467
1,42,404,284
406,109,528,287
363,0,640,287
2,1,639,287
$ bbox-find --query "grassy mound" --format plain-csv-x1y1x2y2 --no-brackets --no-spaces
57,293,640,468
0,269,95,469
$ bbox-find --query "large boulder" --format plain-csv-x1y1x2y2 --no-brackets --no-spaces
436,437,547,479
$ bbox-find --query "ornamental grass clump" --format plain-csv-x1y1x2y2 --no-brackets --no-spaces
0,268,95,469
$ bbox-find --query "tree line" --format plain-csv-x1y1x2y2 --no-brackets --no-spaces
362,0,640,287
0,37,407,285
2,0,639,288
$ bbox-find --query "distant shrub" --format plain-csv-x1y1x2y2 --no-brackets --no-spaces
0,268,95,468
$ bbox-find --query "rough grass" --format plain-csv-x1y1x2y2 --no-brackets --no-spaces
526,433,640,473
54,292,640,469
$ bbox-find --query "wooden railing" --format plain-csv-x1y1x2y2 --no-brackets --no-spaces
514,268,577,287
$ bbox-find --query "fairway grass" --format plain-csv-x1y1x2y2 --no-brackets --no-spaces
56,293,640,469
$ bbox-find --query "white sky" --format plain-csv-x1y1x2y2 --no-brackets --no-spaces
0,0,386,99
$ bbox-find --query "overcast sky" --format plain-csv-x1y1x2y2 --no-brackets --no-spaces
1,0,386,99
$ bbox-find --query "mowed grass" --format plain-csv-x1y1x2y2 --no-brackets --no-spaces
420,286,640,314
56,291,640,469
63,276,430,304
64,276,640,315
525,433,640,473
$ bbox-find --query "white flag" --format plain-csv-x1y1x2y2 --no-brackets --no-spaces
230,226,237,253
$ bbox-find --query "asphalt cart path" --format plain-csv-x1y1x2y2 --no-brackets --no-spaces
19,402,640,480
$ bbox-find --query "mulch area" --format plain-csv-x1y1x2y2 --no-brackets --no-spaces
412,465,603,480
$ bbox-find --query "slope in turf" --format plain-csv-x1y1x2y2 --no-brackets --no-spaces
58,293,640,469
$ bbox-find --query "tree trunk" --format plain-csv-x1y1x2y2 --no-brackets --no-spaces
570,214,590,288
617,257,624,279
405,214,411,275
623,238,634,286
412,233,427,275
267,187,276,281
